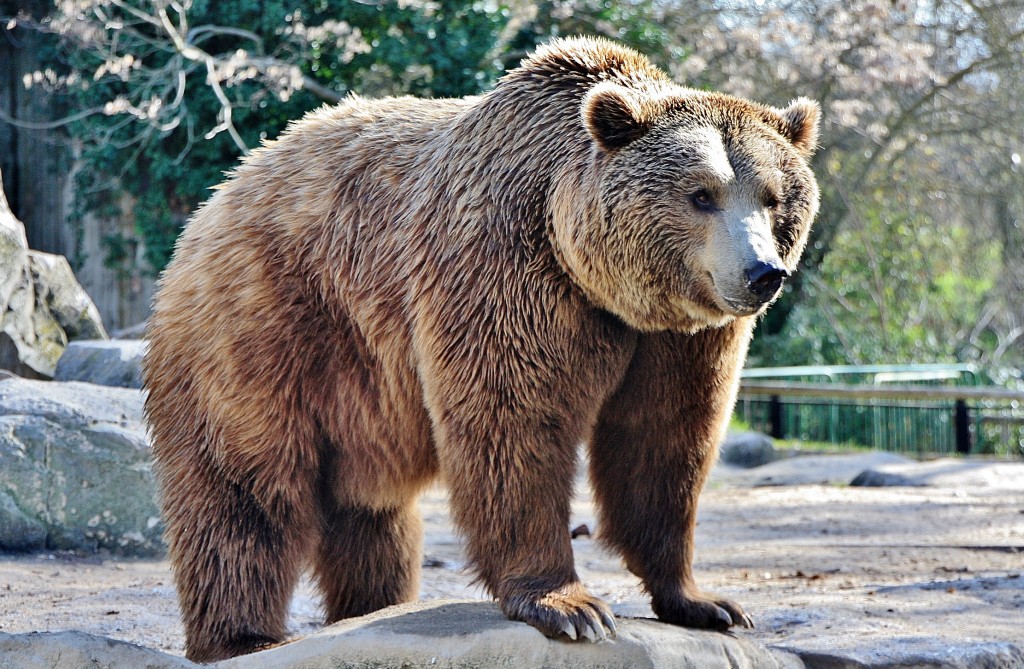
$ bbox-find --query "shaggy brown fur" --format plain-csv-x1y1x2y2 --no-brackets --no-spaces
144,37,820,662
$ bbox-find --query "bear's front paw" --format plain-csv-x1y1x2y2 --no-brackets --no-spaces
500,580,616,642
652,588,754,632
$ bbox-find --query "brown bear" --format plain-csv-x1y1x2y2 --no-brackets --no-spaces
143,36,819,662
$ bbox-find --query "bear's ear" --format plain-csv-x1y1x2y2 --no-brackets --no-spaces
768,97,821,158
582,82,655,152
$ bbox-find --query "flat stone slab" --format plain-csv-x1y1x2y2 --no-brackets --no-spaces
756,574,1024,668
3,595,1022,669
791,642,1024,669
0,630,196,669
6,596,1021,668
225,600,803,669
0,601,801,669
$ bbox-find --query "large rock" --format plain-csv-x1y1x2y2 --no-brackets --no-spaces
4,599,1023,669
0,187,28,313
0,377,161,554
224,601,803,669
0,170,107,378
29,252,107,342
0,198,55,378
0,489,47,550
54,339,147,389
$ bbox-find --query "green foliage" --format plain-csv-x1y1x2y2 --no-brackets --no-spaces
751,191,1000,367
344,0,509,97
504,0,675,70
61,0,510,276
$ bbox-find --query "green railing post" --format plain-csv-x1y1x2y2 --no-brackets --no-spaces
954,399,972,455
769,395,784,439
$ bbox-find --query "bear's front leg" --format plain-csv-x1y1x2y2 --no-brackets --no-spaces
434,397,617,641
590,323,755,632
415,287,633,641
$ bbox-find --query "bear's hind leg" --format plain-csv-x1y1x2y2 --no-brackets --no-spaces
314,501,423,622
162,458,314,663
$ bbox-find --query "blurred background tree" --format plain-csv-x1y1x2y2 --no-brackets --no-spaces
1,0,1022,382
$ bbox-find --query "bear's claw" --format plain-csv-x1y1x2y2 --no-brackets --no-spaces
713,605,733,628
502,581,616,643
598,607,618,636
652,589,754,633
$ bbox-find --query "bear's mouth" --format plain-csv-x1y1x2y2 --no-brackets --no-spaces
720,296,762,316
707,272,767,317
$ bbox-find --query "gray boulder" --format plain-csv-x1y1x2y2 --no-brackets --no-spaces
849,468,921,487
851,459,1024,491
29,252,107,342
54,339,147,389
719,431,778,468
0,377,161,554
0,169,107,378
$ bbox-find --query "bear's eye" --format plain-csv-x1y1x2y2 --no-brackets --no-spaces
763,193,780,210
690,189,717,212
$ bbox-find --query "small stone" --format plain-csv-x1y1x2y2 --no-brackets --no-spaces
54,340,147,389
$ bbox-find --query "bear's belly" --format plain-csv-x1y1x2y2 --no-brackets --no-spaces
312,306,440,510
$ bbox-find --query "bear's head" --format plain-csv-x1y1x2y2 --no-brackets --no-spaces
552,81,820,333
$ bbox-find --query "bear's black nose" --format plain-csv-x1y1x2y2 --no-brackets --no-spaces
745,261,790,302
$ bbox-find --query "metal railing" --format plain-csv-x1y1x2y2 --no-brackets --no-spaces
740,363,982,386
736,370,1024,456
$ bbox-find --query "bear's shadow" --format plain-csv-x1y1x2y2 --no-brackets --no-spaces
344,600,682,640
350,601,519,638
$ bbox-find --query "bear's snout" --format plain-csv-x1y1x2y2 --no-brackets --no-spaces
744,261,789,303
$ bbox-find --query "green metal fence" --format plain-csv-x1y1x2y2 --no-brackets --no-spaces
736,366,1024,456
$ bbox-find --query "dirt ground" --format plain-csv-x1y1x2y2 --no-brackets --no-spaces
1,470,1022,660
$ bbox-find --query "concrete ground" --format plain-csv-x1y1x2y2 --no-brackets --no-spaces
1,453,1022,667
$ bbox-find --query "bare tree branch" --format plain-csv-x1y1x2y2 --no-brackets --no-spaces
0,105,108,129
